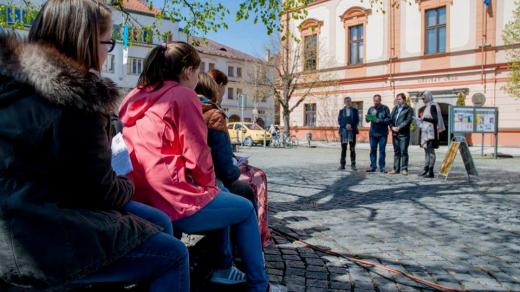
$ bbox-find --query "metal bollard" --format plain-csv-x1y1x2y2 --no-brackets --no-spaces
306,132,312,148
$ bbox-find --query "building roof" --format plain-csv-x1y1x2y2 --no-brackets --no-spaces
121,0,161,16
193,37,262,63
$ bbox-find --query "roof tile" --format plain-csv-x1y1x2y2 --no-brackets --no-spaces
121,0,161,16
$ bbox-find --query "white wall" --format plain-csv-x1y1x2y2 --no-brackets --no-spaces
403,1,421,56
450,0,471,50
291,0,388,67
497,0,516,46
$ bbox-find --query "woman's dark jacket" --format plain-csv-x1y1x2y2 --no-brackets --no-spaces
0,35,160,289
200,97,240,187
337,107,360,134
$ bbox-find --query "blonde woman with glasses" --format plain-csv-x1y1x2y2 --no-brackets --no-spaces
0,1,188,291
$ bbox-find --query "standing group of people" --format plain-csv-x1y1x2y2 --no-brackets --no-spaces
338,92,445,177
0,1,278,291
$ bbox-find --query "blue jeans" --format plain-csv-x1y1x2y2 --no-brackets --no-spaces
72,201,189,292
173,191,268,292
369,135,387,170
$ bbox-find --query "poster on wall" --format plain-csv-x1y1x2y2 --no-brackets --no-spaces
475,108,497,133
453,107,474,132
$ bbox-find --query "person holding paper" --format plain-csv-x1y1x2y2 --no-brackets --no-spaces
419,91,446,178
337,96,359,170
119,43,269,291
365,94,391,172
197,72,257,214
388,93,414,176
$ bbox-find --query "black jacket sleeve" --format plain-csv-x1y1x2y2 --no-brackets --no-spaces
207,129,241,186
51,109,134,209
382,106,392,125
398,108,414,130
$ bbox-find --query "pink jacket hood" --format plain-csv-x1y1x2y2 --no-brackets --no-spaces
120,82,178,127
119,81,219,221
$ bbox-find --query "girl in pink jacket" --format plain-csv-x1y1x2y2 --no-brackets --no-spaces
119,42,268,292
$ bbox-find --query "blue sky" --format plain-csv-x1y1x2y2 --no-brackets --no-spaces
154,0,277,58
204,0,277,58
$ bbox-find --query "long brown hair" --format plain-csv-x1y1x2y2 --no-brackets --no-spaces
28,0,112,71
195,73,219,103
138,41,201,91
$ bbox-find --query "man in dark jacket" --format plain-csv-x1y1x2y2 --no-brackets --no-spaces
338,96,359,170
366,94,391,172
388,93,414,175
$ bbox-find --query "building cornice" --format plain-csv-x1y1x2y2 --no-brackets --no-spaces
298,18,324,32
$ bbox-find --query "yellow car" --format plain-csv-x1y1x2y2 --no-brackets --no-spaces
228,122,271,146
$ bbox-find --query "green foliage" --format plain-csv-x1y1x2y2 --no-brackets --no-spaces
0,3,38,30
504,0,520,98
456,92,466,106
236,0,313,35
1,0,412,46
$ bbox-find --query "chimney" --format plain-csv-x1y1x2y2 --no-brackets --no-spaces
265,49,271,62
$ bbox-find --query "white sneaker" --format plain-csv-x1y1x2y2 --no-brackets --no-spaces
210,266,246,285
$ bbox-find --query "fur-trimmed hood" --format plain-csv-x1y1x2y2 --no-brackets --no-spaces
0,34,120,114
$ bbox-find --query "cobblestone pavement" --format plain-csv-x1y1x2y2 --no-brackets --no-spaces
241,145,520,291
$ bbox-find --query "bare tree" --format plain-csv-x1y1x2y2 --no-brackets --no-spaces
258,36,323,140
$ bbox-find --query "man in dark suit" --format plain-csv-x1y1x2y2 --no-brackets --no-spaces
338,96,359,170
388,93,414,175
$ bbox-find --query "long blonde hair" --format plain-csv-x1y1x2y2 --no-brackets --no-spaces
28,0,112,71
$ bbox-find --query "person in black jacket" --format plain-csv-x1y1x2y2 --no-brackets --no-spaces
0,1,188,290
201,71,257,213
196,72,257,285
337,96,359,170
388,93,414,175
366,94,392,172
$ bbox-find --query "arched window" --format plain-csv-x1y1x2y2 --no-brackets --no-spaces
340,7,371,65
298,18,323,71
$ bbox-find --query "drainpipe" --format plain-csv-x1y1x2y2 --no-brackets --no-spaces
389,2,396,98
481,1,488,93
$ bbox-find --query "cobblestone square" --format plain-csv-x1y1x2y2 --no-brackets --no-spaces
243,145,520,291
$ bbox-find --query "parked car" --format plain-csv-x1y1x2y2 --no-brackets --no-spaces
228,122,271,147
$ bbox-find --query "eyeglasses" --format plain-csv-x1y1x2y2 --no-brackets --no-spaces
100,39,116,53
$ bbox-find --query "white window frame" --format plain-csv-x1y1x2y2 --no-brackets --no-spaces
102,54,115,74
128,58,144,75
